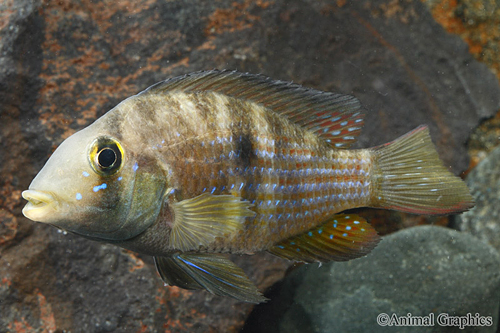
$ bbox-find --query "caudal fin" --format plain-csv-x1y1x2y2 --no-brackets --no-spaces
371,126,474,215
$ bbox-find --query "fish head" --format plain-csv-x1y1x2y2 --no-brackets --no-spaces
22,122,167,241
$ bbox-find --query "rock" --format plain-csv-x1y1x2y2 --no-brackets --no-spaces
244,226,500,333
455,145,500,252
0,0,45,253
0,225,286,332
423,0,500,99
2,0,500,331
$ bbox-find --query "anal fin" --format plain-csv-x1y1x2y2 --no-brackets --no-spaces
155,253,267,303
268,214,380,263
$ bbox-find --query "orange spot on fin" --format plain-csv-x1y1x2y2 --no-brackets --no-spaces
268,214,380,263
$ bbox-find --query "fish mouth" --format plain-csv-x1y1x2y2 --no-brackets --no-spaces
22,190,58,222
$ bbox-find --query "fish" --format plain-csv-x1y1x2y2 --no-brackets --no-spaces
22,69,474,303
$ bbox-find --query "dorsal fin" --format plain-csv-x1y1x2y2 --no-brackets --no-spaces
142,69,364,148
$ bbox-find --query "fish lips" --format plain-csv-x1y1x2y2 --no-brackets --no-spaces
22,190,59,222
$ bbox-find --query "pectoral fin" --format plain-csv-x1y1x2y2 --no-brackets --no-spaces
155,253,267,303
268,214,380,263
170,193,255,251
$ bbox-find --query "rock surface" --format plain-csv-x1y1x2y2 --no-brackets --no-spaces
423,0,500,171
1,0,499,331
424,0,500,79
0,224,286,332
244,226,500,333
455,145,500,252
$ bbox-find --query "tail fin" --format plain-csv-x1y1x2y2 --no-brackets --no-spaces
371,126,474,215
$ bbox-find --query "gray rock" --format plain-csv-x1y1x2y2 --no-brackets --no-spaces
246,226,500,332
455,145,500,252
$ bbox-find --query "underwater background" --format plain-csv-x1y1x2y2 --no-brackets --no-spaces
1,0,500,331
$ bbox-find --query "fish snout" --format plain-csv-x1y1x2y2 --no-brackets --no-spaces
22,190,59,222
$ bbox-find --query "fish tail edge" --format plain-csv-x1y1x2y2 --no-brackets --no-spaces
370,125,474,215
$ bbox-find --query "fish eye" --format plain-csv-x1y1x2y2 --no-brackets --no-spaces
98,148,117,168
89,136,124,176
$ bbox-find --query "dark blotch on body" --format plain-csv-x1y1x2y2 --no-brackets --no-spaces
235,134,255,170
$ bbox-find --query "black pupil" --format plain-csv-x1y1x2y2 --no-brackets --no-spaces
98,148,117,168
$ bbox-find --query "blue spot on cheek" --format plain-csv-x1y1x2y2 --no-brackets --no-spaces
330,234,334,239
82,171,90,177
346,226,352,230
76,193,82,200
343,233,348,237
93,183,107,192
308,231,313,237
117,176,123,181
133,162,139,172
353,220,360,224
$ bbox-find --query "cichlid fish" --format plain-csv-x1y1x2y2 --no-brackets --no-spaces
22,70,473,303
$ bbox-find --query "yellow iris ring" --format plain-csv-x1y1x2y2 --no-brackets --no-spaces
88,136,125,176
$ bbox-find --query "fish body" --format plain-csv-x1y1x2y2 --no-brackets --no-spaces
22,70,474,302
114,90,372,255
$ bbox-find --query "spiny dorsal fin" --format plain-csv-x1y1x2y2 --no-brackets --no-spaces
155,253,267,303
268,214,380,263
142,69,364,148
